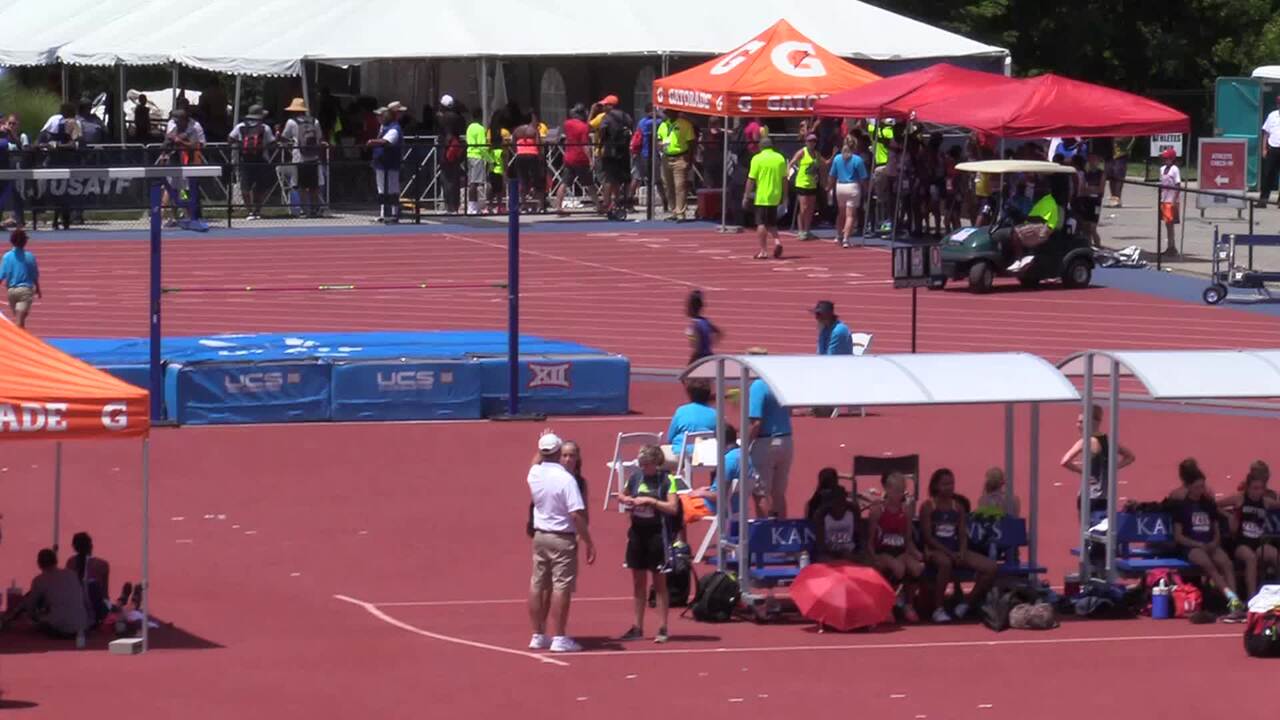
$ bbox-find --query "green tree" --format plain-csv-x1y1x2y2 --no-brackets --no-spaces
0,73,60,140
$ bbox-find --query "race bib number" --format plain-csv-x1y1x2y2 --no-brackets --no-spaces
1243,520,1264,540
880,533,905,548
1191,511,1211,534
936,524,956,539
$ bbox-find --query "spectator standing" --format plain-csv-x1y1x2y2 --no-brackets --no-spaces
512,113,544,212
813,300,852,355
1158,148,1180,256
629,104,658,210
465,107,489,214
556,105,595,214
437,95,466,213
2,229,40,328
593,96,632,218
281,98,326,218
197,81,230,142
161,109,205,225
228,105,276,220
789,133,821,240
132,94,153,143
1261,97,1280,209
657,109,695,221
829,136,868,248
367,102,405,224
1106,137,1132,207
744,136,787,259
619,445,681,644
0,115,26,228
528,431,594,653
746,373,793,518
0,548,90,638
37,102,80,230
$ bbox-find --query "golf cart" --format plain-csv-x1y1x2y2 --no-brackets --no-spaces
929,160,1095,293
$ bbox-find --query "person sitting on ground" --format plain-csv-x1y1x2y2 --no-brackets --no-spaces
805,467,849,526
1218,463,1278,601
1,548,90,638
920,468,997,623
619,445,681,643
66,531,110,625
1173,458,1244,617
867,471,923,623
663,378,717,468
814,491,863,563
976,467,1020,518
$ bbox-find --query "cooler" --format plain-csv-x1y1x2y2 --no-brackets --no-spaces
697,188,722,221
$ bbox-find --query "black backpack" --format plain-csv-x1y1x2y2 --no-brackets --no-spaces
1245,610,1280,657
601,111,632,160
688,571,740,622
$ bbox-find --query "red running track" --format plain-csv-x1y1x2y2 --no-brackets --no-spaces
24,228,1280,368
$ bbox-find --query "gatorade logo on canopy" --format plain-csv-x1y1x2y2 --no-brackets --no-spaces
652,19,878,117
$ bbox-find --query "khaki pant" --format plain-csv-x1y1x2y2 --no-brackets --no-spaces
7,286,34,316
530,531,578,593
664,154,690,218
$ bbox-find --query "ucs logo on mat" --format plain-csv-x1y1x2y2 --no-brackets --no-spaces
376,370,453,392
527,363,572,389
223,372,302,394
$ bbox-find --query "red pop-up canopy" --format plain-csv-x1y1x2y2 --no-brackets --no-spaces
813,63,1017,118
653,19,880,117
909,73,1190,138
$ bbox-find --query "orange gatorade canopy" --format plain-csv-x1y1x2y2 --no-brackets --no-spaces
0,319,149,439
653,19,880,117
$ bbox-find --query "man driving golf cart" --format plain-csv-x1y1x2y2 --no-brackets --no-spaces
1004,188,1062,272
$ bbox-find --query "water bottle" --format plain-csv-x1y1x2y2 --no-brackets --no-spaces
798,551,810,568
1151,579,1173,620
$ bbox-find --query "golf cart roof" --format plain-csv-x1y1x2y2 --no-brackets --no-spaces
955,160,1076,175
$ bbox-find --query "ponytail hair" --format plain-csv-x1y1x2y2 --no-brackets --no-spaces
1178,457,1204,486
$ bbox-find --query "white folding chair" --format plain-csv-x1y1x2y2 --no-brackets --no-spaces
673,430,716,493
601,431,663,511
832,333,874,418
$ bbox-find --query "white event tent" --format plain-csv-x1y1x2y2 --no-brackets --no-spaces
682,352,1079,600
1058,349,1280,581
0,0,1007,77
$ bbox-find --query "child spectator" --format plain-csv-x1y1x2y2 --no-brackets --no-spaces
868,471,923,623
920,468,996,623
1172,458,1244,618
977,467,1020,518
619,445,680,643
2,229,40,328
1158,148,1180,256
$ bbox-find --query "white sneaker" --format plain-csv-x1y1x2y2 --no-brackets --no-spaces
954,602,970,619
931,608,952,624
549,636,583,653
528,633,550,650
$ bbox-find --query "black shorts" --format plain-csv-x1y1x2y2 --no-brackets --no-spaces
297,162,319,191
625,525,667,572
239,162,273,193
1073,196,1101,223
794,186,818,197
563,163,594,190
754,205,779,228
601,156,630,185
515,155,541,193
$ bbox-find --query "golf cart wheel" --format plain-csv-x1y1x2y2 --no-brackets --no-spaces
1203,284,1228,305
1019,276,1040,289
1062,258,1092,289
968,262,994,294
927,277,947,291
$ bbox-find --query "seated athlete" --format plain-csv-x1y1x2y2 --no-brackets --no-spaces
1217,461,1278,601
867,471,923,623
920,468,996,623
813,492,863,563
1172,458,1244,618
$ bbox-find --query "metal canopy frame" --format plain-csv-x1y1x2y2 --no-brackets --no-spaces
681,353,1081,599
1057,349,1280,582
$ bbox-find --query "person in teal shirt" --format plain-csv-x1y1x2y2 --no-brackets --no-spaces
813,300,853,355
2,229,41,328
663,379,717,466
747,376,793,517
744,137,787,260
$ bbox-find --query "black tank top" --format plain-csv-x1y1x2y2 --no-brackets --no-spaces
1239,495,1269,543
1088,434,1110,501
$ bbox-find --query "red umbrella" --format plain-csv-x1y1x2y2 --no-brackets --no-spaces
791,562,896,631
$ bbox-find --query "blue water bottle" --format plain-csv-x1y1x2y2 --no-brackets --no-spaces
1151,581,1173,620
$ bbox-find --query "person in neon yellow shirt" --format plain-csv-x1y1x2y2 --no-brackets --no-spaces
1009,189,1061,271
465,107,489,214
789,133,822,240
658,110,695,221
744,137,787,260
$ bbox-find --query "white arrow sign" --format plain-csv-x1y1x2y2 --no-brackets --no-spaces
1215,175,1229,187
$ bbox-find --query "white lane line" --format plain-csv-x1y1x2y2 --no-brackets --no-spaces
374,596,633,607
333,594,570,667
569,632,1237,658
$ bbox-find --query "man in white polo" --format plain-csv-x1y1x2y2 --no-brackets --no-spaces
527,431,595,653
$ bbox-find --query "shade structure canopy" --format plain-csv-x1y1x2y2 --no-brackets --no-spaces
813,63,1016,118
1058,349,1280,400
652,20,881,117
683,352,1080,407
0,319,149,440
905,73,1190,139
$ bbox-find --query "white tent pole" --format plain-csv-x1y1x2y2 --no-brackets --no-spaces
1028,402,1040,580
720,115,729,231
141,437,151,653
52,441,63,550
170,65,178,114
233,75,243,125
1078,354,1095,582
1106,360,1120,582
1003,403,1014,492
714,359,726,556
737,363,750,600
117,64,127,144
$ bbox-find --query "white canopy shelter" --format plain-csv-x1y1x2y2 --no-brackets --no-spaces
1,2,1007,76
682,352,1080,599
1057,349,1280,581
1252,66,1280,81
